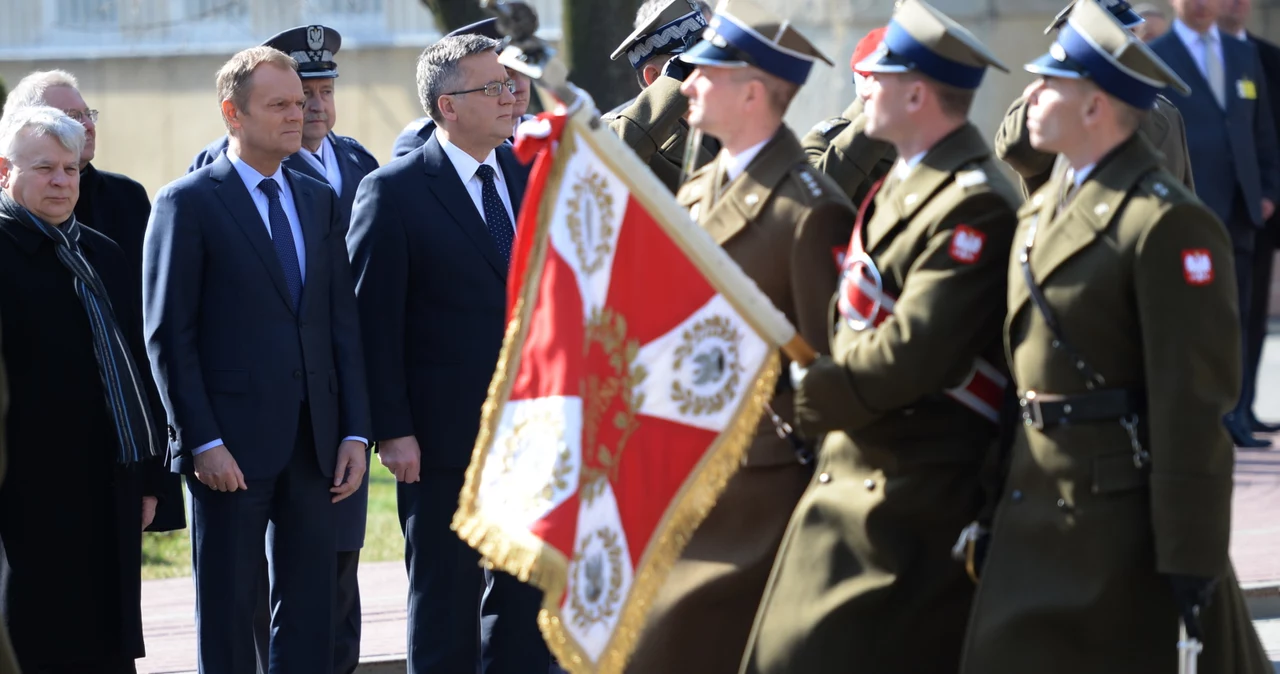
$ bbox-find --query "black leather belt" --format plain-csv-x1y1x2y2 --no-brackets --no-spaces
1019,388,1143,430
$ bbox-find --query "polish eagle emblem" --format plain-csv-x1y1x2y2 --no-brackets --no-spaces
1183,249,1214,285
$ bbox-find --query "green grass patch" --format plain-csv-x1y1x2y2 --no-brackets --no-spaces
141,469,406,581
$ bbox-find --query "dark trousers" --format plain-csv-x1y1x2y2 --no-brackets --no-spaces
1242,226,1276,419
253,551,362,674
189,410,336,674
480,568,552,674
1227,213,1258,419
22,659,136,674
401,468,485,673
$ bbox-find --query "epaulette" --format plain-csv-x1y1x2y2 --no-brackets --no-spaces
954,166,990,192
337,135,378,166
790,163,827,201
810,116,851,140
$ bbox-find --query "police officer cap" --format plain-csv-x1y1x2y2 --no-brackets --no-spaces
1045,0,1144,35
447,18,503,40
262,25,341,79
1026,0,1190,109
856,0,1008,90
610,0,710,71
680,0,833,86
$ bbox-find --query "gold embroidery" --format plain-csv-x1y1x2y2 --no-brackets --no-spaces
580,307,648,505
670,314,745,416
566,169,617,275
566,524,626,629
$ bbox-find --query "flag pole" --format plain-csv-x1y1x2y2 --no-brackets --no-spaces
481,0,817,367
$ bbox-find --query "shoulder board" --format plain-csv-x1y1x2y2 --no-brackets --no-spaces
955,167,989,191
810,116,851,139
790,164,827,200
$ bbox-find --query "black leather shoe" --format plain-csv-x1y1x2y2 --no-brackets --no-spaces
1227,416,1272,448
1248,413,1280,434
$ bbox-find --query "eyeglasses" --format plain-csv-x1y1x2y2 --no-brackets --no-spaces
63,109,99,124
444,79,516,98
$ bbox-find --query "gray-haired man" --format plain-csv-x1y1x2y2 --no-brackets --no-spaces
346,34,549,674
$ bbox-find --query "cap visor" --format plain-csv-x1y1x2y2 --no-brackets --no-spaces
680,39,750,69
1024,50,1088,79
854,50,913,75
1116,8,1145,27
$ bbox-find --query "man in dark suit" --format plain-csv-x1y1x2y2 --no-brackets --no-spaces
1222,0,1280,435
144,47,371,674
1151,0,1280,447
347,34,548,674
3,69,188,533
390,19,535,159
185,26,379,674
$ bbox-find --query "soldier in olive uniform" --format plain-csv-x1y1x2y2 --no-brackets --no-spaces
802,27,897,207
741,2,1018,672
623,2,855,672
996,0,1193,196
960,2,1271,672
604,0,719,193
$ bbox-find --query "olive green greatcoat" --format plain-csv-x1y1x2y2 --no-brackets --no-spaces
624,125,855,674
741,123,1020,674
800,98,897,207
996,93,1194,196
960,133,1271,674
604,76,720,193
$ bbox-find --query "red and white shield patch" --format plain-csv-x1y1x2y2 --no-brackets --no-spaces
949,225,985,264
1183,249,1214,285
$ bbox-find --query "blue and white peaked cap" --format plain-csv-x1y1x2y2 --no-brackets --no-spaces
856,0,1009,91
611,0,710,70
680,0,833,85
1026,0,1190,110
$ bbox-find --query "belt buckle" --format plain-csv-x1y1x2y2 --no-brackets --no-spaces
1020,391,1045,430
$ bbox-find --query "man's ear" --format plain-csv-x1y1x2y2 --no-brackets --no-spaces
642,63,662,87
437,95,458,122
221,100,241,131
0,157,12,188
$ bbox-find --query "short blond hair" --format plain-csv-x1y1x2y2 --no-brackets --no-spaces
215,46,297,130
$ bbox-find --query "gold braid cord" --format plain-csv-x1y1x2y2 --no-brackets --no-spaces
452,120,783,674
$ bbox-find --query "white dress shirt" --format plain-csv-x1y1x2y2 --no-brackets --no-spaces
439,136,517,230
300,136,344,196
193,150,367,456
1172,19,1226,88
723,137,771,183
893,151,928,181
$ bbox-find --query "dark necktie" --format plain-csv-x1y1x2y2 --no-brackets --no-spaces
257,178,303,311
475,164,514,267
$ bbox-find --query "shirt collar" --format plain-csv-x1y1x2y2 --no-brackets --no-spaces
226,147,286,192
724,137,771,183
1073,163,1096,187
1173,18,1221,45
893,151,927,181
438,134,500,183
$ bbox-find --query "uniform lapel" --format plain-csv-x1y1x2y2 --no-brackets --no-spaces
285,168,326,317
422,135,507,279
328,132,363,205
209,154,295,312
865,124,990,253
697,127,797,244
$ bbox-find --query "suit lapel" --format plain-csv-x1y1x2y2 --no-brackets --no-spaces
422,135,507,279
1221,36,1247,117
286,168,326,317
328,132,363,205
497,145,529,220
209,154,295,313
1159,34,1223,112
285,152,326,184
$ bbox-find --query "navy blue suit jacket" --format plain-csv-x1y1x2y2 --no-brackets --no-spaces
391,117,436,160
188,132,379,232
143,153,372,480
1152,29,1280,226
347,135,528,468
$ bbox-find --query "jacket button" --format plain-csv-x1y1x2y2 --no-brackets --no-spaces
818,472,831,484
1057,498,1074,513
864,478,877,490
292,369,303,379
1011,490,1024,503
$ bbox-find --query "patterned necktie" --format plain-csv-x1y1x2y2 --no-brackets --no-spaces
1201,32,1226,108
475,164,514,267
257,178,303,311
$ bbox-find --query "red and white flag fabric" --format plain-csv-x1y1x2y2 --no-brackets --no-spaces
452,101,797,673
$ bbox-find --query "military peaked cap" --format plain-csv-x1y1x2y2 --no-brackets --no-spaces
611,0,710,70
855,0,1008,90
680,0,833,85
263,25,341,79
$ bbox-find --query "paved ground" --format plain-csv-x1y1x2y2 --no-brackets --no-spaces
134,334,1280,673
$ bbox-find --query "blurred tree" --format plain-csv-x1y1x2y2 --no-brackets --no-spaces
421,0,490,32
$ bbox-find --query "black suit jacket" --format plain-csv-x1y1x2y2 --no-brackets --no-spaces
144,153,372,479
347,135,528,468
1249,32,1280,238
188,132,379,232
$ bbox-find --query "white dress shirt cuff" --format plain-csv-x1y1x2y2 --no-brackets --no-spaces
191,439,223,456
343,436,369,449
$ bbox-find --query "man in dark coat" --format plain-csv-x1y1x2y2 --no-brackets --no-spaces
0,324,17,674
3,69,187,532
0,106,173,674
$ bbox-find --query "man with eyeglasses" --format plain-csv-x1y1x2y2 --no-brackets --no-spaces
1,70,187,537
347,34,550,674
391,18,536,158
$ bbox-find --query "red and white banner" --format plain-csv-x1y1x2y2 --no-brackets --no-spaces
453,102,795,673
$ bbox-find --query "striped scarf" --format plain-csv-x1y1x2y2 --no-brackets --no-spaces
0,191,160,464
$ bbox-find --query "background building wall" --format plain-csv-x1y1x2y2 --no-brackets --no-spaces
3,0,1280,198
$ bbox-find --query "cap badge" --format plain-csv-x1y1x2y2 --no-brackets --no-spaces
307,26,324,51
1050,43,1067,63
